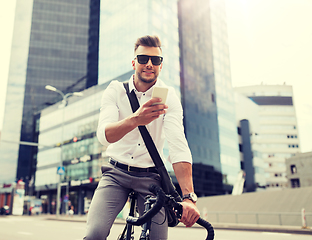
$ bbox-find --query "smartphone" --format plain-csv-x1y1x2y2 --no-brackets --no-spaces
151,86,168,105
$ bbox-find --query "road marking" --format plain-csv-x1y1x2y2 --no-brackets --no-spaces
262,232,292,236
18,232,33,235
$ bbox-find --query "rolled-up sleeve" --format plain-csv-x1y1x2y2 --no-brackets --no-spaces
96,81,120,147
164,88,192,165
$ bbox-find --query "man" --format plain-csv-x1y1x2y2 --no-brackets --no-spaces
84,35,199,240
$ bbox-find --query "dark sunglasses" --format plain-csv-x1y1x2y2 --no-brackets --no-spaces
135,55,163,66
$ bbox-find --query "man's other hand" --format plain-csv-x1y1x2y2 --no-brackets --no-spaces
179,200,200,227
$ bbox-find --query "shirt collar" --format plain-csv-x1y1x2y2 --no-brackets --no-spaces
128,75,160,97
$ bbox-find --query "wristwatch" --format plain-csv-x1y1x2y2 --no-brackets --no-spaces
182,192,197,203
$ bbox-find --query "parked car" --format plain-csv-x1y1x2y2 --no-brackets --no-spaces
0,206,10,215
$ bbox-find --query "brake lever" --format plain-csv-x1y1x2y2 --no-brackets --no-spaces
165,195,183,219
174,202,183,219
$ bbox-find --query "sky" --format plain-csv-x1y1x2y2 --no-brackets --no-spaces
0,0,311,152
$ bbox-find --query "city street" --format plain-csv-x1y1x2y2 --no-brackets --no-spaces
0,215,311,240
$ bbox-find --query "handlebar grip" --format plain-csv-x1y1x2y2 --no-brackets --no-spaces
126,185,165,226
196,217,215,240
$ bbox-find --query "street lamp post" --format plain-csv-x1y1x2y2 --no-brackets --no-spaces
45,85,83,218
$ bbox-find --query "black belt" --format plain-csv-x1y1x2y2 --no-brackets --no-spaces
109,159,158,174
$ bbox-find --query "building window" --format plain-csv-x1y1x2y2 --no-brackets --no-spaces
288,144,299,148
290,165,297,174
240,161,244,170
239,144,243,152
291,178,300,188
287,135,298,138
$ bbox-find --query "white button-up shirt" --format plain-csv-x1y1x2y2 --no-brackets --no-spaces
96,76,192,168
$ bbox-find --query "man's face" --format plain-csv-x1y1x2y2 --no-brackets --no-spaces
132,46,163,84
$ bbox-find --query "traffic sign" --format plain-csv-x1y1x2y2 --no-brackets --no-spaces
57,166,65,175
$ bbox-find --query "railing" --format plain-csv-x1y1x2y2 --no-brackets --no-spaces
206,211,312,227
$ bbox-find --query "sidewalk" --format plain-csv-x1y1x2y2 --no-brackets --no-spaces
44,214,312,235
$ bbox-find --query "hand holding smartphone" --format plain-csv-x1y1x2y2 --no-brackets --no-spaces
151,86,168,105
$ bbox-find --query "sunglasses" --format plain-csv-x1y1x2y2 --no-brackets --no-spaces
135,55,163,66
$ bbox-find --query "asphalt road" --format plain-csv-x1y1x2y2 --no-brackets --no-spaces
0,215,311,240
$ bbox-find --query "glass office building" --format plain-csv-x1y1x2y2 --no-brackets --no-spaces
210,0,241,192
178,0,240,195
0,0,99,184
97,0,181,174
0,0,34,184
98,0,181,95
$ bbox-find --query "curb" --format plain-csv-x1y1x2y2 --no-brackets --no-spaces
44,216,312,235
211,223,312,235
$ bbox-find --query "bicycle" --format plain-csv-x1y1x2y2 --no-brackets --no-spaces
117,184,214,240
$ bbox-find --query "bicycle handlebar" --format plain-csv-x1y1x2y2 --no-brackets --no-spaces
126,185,214,240
126,185,166,226
196,218,215,240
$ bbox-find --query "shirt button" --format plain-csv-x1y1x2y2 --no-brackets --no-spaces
138,143,140,146
131,157,133,159
143,93,145,96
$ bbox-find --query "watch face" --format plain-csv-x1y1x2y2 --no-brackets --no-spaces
183,193,197,202
190,193,198,202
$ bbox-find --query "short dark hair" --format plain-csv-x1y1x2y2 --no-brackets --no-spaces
134,35,162,52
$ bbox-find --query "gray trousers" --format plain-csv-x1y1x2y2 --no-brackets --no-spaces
83,164,168,240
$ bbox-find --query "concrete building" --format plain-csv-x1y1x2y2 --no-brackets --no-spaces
235,84,301,190
35,81,112,214
286,152,312,188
